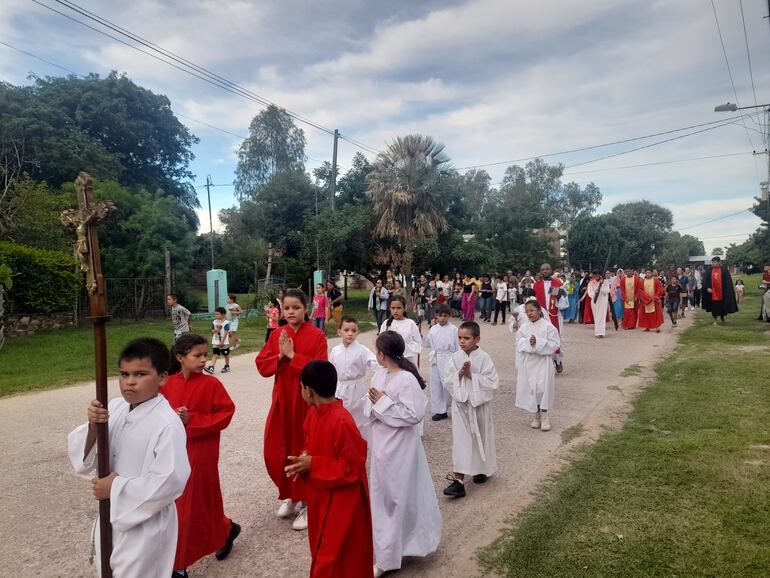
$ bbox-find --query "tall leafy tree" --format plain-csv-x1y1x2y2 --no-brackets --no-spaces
657,232,704,269
235,105,306,200
0,73,200,208
366,134,453,274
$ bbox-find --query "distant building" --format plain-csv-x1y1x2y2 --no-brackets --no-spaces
687,255,716,266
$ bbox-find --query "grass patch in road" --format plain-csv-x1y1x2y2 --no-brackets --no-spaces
620,363,643,377
560,423,585,444
479,276,770,577
0,292,375,397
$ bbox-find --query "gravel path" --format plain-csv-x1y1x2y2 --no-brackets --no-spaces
0,314,690,577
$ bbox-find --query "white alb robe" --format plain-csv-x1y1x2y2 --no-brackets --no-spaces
587,280,611,337
330,340,379,438
364,368,442,571
508,303,532,368
68,395,190,578
442,348,499,476
515,318,561,412
426,322,459,414
380,317,422,367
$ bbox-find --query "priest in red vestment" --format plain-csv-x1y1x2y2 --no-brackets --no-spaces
164,333,239,574
637,268,665,332
701,256,738,324
620,270,642,329
533,262,565,372
257,289,328,527
285,360,374,578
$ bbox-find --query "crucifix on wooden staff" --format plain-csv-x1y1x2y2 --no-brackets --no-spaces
61,172,116,578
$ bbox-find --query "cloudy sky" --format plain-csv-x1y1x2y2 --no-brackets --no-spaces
3,0,769,251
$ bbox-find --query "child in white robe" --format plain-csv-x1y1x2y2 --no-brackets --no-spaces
587,273,611,338
426,303,458,421
442,321,499,498
515,300,561,432
364,331,442,577
67,338,191,578
330,316,379,438
380,294,422,367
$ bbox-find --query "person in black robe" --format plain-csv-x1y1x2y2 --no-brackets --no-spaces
701,256,738,324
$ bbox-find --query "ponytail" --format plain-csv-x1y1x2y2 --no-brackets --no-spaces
375,331,427,390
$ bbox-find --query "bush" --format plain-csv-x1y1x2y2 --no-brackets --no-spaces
0,242,79,314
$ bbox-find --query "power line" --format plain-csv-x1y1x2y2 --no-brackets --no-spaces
0,39,78,75
455,113,756,171
710,0,760,151
563,151,753,175
739,0,760,111
677,208,753,231
31,0,381,156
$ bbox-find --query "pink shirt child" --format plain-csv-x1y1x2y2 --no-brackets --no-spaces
267,306,280,329
312,294,329,319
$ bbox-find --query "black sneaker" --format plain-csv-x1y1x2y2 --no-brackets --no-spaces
215,521,241,561
221,365,231,373
443,477,466,498
203,366,215,374
172,571,188,578
472,474,489,484
431,412,449,422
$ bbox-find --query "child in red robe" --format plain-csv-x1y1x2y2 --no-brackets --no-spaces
285,360,374,578
165,333,240,578
638,269,665,332
257,288,328,530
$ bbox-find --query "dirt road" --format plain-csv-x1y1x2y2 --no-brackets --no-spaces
0,314,688,577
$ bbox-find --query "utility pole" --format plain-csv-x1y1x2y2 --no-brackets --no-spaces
330,129,339,211
206,174,215,270
164,246,171,312
265,243,273,291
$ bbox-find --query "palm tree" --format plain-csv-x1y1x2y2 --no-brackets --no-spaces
366,134,452,275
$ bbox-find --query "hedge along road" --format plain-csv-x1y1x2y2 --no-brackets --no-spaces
0,314,688,577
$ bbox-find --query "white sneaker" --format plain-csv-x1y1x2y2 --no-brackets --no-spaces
293,500,305,514
540,414,551,431
374,566,385,578
530,412,541,429
276,499,293,518
292,506,308,531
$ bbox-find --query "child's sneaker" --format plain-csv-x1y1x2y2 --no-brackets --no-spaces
443,475,466,498
540,413,551,431
222,365,231,373
292,505,308,530
203,365,215,374
530,412,541,429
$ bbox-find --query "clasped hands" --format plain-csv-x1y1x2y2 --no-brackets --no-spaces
278,331,295,360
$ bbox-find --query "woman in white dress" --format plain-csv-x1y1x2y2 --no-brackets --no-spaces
364,331,442,577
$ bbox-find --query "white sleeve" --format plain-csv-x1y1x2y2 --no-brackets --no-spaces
469,355,499,406
109,424,191,533
67,422,97,475
368,380,426,428
404,323,423,357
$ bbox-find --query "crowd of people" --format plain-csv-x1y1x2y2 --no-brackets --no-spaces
67,256,756,578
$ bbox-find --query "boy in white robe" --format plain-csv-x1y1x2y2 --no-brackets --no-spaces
426,303,458,421
442,321,499,498
330,316,379,438
587,273,611,337
515,300,561,432
68,338,191,578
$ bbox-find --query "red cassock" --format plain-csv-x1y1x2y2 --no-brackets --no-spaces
583,298,594,324
162,372,235,569
619,275,641,330
256,322,328,501
637,277,665,329
304,401,373,578
533,277,564,334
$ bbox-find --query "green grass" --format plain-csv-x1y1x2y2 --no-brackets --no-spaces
0,290,375,397
480,274,770,577
561,423,585,444
620,363,643,377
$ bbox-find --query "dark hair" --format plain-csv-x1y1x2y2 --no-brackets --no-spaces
459,321,480,337
167,293,177,301
375,331,426,389
434,303,451,316
300,360,338,398
215,306,226,315
169,333,208,374
228,294,237,301
283,288,308,308
525,299,543,311
712,256,722,262
340,315,358,327
521,287,536,298
119,337,171,375
269,298,279,307
385,294,408,329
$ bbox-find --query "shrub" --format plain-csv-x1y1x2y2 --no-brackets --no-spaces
0,242,79,314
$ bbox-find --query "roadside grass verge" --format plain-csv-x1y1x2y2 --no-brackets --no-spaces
0,291,373,397
480,276,770,577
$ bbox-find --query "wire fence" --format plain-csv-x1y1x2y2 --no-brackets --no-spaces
80,277,166,320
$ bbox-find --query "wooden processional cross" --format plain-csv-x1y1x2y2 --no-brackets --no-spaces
61,172,116,578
